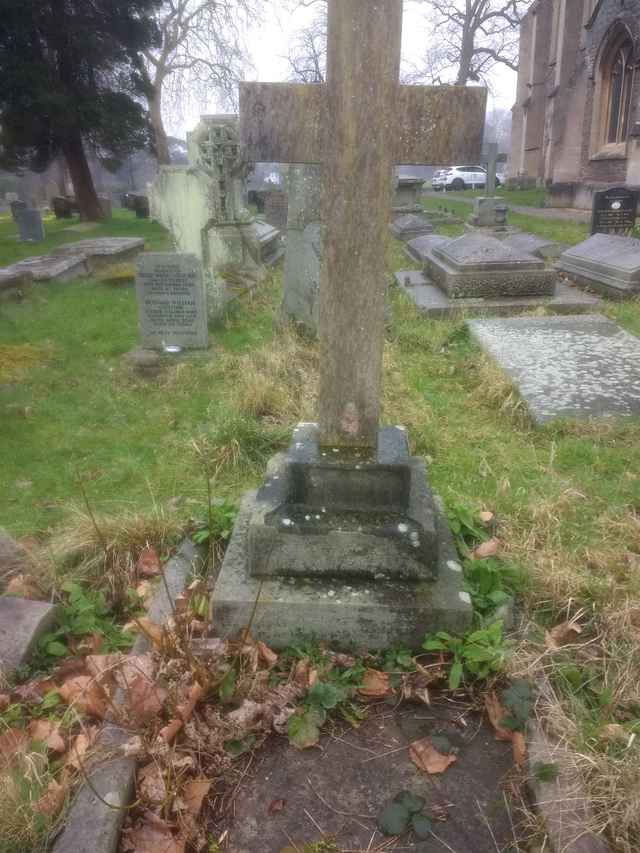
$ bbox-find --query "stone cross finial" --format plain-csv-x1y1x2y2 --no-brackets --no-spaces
485,142,499,198
240,0,486,448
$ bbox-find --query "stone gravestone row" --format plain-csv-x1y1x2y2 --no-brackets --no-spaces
591,186,638,236
135,253,208,351
211,0,488,649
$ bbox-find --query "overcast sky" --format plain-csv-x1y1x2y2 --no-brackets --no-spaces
166,1,517,139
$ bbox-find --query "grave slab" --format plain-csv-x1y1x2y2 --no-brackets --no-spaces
503,232,566,260
221,699,515,852
389,212,434,241
135,253,208,350
396,271,600,318
429,232,555,298
556,233,640,299
405,233,452,264
255,220,284,266
468,314,640,423
0,596,58,676
53,237,145,271
9,254,90,282
17,208,45,242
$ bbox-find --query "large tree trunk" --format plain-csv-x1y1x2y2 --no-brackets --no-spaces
149,82,171,166
62,131,104,221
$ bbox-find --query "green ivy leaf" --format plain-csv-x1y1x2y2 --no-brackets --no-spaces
412,812,433,839
449,660,464,690
46,640,69,657
308,681,343,710
225,734,256,757
378,801,411,836
393,790,425,813
288,706,326,750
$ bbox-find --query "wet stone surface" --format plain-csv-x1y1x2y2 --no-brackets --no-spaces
214,699,517,853
469,314,640,423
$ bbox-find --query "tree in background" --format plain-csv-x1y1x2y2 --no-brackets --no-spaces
0,0,161,220
143,0,263,165
408,0,528,86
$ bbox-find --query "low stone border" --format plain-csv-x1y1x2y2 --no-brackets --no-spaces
526,720,611,853
50,538,205,853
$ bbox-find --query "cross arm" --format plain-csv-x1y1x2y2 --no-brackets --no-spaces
239,82,326,164
394,85,487,165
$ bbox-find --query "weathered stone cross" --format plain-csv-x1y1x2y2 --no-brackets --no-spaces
485,142,499,198
240,0,486,449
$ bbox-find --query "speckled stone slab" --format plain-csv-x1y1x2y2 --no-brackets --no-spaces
503,232,565,260
430,232,555,298
556,233,640,299
389,213,433,241
395,271,599,318
405,233,452,264
53,237,145,271
468,314,640,423
9,254,90,282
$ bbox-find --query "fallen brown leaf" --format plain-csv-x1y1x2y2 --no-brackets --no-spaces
58,675,109,719
358,669,391,699
268,798,286,814
472,538,500,559
123,816,186,853
182,778,211,817
158,682,204,744
479,510,495,524
34,779,67,817
28,719,66,753
65,732,92,771
0,694,9,711
544,619,583,650
512,731,527,767
257,641,278,668
4,573,43,599
138,762,167,805
137,546,161,578
410,737,457,774
485,691,527,766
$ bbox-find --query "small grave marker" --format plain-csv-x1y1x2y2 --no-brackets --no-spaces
591,186,638,235
17,208,45,242
135,253,208,350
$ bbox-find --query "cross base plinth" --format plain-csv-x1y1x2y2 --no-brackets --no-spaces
210,424,473,650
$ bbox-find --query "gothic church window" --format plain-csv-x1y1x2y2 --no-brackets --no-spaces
602,34,634,145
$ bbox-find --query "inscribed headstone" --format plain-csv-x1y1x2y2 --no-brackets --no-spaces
135,253,208,350
18,208,45,242
591,186,638,235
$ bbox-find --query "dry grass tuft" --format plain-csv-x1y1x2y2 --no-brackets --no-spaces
0,744,60,853
471,355,531,428
229,324,318,424
41,504,183,603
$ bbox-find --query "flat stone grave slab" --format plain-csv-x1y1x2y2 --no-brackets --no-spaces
135,252,208,350
8,254,90,282
468,314,640,423
406,233,452,264
0,596,58,676
389,212,434,241
213,698,515,852
429,232,555,299
503,232,565,260
556,233,640,299
396,270,600,318
255,220,284,266
53,237,145,271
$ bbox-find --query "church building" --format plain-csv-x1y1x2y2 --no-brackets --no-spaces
509,0,640,209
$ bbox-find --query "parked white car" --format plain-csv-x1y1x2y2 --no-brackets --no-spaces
431,165,502,191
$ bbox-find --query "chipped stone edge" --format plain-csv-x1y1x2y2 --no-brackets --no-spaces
50,537,206,853
526,715,612,853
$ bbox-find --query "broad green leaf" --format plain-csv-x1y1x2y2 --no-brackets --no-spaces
412,813,433,839
46,640,68,657
449,660,464,690
288,707,325,750
393,790,425,814
378,801,410,835
225,734,256,757
308,681,343,710
219,667,237,703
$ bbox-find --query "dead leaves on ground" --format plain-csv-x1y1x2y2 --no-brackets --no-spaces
544,616,584,650
485,691,527,767
358,669,391,699
410,736,457,775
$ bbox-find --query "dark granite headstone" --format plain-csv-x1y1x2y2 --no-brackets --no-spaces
591,186,638,235
10,200,26,223
52,196,74,219
17,208,45,242
132,194,150,218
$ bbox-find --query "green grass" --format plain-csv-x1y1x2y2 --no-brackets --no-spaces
433,186,548,207
422,193,591,246
0,207,168,265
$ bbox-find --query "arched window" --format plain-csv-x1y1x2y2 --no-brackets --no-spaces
602,35,634,144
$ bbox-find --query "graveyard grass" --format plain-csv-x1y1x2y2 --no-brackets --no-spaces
2,212,640,849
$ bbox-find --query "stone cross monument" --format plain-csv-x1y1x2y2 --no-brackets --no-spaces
211,0,487,649
240,0,486,448
485,142,498,198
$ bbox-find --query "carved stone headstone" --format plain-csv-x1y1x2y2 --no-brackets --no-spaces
393,176,425,212
17,208,45,242
135,253,208,350
591,186,638,235
10,200,26,222
212,0,488,649
264,189,288,230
